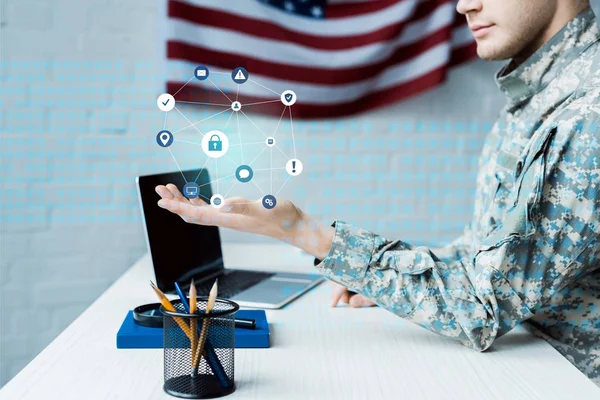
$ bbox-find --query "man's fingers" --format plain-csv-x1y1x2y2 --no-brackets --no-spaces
166,183,188,202
158,198,239,227
190,196,207,206
330,283,347,307
341,291,351,304
349,295,376,308
157,199,206,223
157,198,191,213
155,185,174,200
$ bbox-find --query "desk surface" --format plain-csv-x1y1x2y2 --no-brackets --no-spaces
1,244,599,400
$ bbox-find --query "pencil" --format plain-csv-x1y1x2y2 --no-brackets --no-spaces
193,279,218,371
149,281,193,342
189,279,198,370
153,281,229,387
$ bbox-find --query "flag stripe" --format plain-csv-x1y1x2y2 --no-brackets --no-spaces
168,26,455,85
450,40,477,65
167,4,459,67
167,45,476,119
170,64,446,120
169,1,454,51
327,0,442,19
169,42,455,105
175,0,432,36
165,0,477,119
451,24,475,47
165,27,474,103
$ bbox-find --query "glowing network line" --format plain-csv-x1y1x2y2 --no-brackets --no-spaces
155,66,303,209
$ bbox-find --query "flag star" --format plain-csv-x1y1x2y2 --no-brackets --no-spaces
311,6,323,17
284,1,295,12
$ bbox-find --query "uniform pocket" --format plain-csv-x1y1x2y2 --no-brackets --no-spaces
507,127,558,213
480,127,558,250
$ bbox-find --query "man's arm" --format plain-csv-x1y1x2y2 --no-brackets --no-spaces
314,121,600,350
155,118,599,350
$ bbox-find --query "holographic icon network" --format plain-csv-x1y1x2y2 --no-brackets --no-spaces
156,65,301,209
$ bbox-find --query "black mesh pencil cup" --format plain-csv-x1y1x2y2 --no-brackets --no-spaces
161,298,239,399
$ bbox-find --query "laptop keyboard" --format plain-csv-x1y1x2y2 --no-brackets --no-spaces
194,270,275,298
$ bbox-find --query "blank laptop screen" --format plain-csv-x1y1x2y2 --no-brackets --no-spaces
137,169,223,293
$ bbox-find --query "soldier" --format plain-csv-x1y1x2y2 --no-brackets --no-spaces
156,0,600,386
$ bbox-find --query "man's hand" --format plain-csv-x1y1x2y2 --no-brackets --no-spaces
330,282,376,308
155,184,334,260
156,184,374,309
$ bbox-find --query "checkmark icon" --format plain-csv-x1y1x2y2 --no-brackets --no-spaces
157,93,175,111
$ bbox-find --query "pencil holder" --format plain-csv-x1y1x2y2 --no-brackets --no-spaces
161,298,239,399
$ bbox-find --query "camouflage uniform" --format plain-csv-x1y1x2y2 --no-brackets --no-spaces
315,8,600,386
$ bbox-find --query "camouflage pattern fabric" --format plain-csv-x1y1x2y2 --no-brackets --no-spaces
315,8,600,386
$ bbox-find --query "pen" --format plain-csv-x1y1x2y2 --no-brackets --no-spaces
235,318,256,330
189,280,198,371
193,280,218,373
174,281,201,378
164,281,231,388
175,282,254,329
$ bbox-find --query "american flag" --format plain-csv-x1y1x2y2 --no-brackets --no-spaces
165,0,477,119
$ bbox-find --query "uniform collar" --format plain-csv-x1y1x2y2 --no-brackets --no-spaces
495,8,600,106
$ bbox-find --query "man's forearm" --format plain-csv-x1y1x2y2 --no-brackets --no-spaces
278,211,334,260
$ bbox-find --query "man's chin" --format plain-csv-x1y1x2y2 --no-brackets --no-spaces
475,44,512,61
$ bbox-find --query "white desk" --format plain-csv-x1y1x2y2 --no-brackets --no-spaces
1,244,599,400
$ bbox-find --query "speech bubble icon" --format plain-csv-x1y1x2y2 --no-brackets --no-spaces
235,165,253,183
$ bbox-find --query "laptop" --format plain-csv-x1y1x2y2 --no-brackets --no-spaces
136,169,324,309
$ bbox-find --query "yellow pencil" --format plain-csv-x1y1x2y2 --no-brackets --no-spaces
149,281,193,342
189,279,198,369
193,279,218,371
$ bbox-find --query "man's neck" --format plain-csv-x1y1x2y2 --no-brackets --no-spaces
512,2,590,67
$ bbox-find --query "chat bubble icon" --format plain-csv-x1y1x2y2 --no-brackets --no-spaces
235,165,253,183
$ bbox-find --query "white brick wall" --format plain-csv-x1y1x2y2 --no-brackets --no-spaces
2,0,599,387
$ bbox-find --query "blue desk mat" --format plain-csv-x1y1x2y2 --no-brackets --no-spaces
117,309,269,349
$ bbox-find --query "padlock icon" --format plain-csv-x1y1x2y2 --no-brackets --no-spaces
208,134,222,151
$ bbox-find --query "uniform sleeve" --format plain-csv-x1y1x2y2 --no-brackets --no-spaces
315,120,600,351
427,227,477,265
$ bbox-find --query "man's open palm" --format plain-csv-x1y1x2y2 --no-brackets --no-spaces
155,184,302,239
156,184,374,308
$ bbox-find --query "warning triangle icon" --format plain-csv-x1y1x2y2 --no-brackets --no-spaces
235,70,246,80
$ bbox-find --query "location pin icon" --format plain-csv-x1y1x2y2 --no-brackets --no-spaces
157,130,173,147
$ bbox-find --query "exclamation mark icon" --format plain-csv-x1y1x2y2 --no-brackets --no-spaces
287,159,302,177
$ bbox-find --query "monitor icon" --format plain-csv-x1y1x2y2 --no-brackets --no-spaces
183,182,200,199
